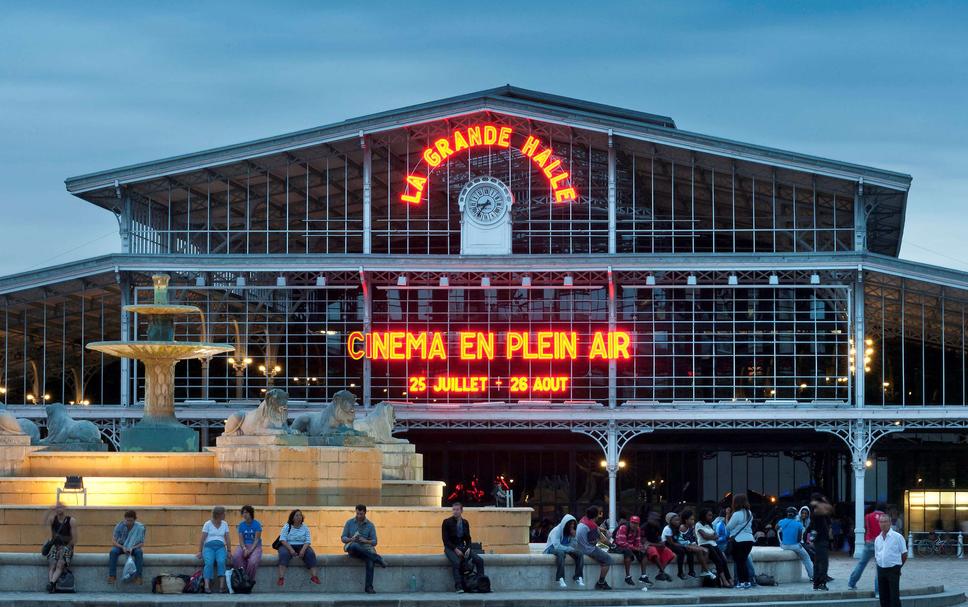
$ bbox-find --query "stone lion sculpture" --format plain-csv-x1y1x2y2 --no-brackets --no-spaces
0,410,38,444
291,389,358,437
223,388,291,436
353,402,408,444
40,403,103,446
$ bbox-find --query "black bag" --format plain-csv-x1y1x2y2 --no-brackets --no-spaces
755,573,777,586
54,569,75,593
229,567,255,594
271,524,289,550
460,557,491,593
42,517,70,556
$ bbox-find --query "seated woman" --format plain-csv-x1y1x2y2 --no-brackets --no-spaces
232,505,263,582
677,510,716,580
196,506,232,593
543,514,584,588
696,508,732,587
661,512,694,579
43,503,76,593
276,509,320,586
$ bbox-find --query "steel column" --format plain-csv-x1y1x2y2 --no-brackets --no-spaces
607,267,617,410
854,180,867,252
606,420,618,532
850,419,869,558
854,269,865,409
607,130,616,255
361,268,372,408
362,134,372,255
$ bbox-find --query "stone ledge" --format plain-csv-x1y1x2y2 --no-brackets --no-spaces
0,547,803,594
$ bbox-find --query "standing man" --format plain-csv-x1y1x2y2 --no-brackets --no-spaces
341,504,386,594
848,502,886,592
107,510,145,585
874,513,907,607
809,493,834,591
442,502,484,594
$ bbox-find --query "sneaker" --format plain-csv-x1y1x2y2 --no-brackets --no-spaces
277,577,284,586
848,584,857,590
639,574,653,585
657,572,673,582
365,586,375,594
310,575,320,585
687,570,698,578
456,587,465,594
678,573,688,580
558,577,567,588
625,575,635,586
595,580,611,590
576,577,586,587
703,570,717,579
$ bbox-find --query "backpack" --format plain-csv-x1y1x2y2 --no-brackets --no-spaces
54,569,75,593
183,570,204,593
460,558,491,593
228,567,255,594
755,573,777,586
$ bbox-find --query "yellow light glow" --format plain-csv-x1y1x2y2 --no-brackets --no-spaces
618,460,627,469
258,365,266,372
865,459,873,468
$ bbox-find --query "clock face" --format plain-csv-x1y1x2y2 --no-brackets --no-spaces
460,177,512,225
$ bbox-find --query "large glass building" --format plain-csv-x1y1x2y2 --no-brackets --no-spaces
2,86,966,543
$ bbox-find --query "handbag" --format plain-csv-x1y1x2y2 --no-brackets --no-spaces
727,510,753,552
271,524,289,551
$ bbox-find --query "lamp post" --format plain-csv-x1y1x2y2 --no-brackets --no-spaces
227,356,252,399
258,363,282,387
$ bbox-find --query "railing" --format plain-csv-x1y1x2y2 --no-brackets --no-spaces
907,531,964,559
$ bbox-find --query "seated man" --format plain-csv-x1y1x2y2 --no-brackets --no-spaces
442,502,485,594
108,510,145,584
777,506,814,582
614,515,651,587
576,506,612,590
341,504,386,594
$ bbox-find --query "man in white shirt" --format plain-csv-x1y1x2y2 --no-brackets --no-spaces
873,513,907,607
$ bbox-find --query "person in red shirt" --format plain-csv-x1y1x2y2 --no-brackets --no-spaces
642,513,676,582
614,516,652,587
848,502,887,591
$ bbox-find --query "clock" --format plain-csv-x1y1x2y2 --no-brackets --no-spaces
459,176,512,226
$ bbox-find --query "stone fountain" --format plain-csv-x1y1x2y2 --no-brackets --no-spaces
87,274,233,451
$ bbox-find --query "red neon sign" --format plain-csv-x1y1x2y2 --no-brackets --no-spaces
347,330,630,361
400,123,578,205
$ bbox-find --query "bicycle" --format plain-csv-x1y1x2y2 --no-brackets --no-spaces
914,533,959,557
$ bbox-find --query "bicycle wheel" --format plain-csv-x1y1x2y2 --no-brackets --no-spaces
915,540,934,557
943,540,960,557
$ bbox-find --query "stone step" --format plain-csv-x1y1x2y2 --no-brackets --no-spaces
0,586,960,607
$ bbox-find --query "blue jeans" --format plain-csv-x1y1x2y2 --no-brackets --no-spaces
848,541,879,593
781,543,814,580
108,547,143,578
202,540,227,580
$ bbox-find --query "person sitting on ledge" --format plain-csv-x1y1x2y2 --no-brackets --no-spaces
43,502,76,593
543,514,584,588
642,512,675,582
614,515,651,587
196,506,232,594
108,510,145,585
442,502,485,594
232,505,263,584
576,506,611,590
341,504,386,594
277,509,320,586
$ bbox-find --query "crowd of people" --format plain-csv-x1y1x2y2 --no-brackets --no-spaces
38,496,907,604
43,502,477,594
535,492,909,605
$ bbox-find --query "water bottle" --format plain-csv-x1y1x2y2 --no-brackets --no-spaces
409,574,418,592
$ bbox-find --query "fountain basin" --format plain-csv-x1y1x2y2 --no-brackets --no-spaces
86,341,233,360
